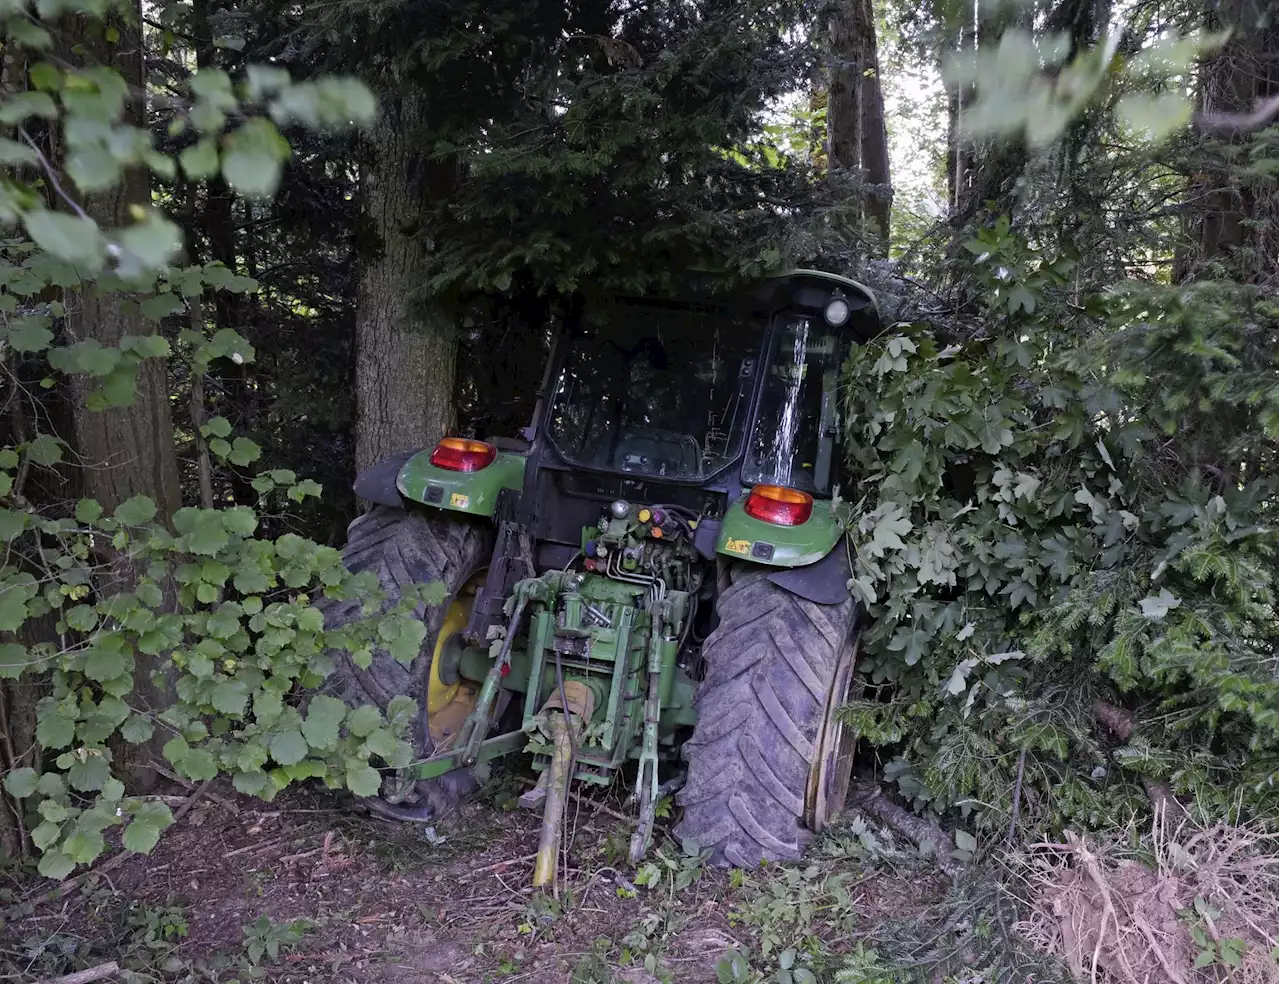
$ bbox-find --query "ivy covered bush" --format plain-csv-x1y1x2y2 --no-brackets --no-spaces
840,219,1278,838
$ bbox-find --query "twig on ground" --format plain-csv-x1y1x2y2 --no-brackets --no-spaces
32,961,119,984
149,763,241,815
467,852,539,877
172,778,214,824
224,834,288,858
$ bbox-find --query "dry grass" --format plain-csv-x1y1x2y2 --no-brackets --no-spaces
1017,809,1279,984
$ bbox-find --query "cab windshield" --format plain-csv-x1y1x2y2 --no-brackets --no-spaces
742,316,844,494
546,298,766,480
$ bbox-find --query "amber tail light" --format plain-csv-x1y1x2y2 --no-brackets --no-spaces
429,438,497,472
744,484,813,526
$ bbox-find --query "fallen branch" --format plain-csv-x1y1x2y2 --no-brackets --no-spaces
1093,701,1187,819
149,763,240,815
172,777,214,824
33,962,119,984
849,782,964,876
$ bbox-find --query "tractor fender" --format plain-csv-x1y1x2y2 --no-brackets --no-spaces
353,453,413,507
764,540,853,606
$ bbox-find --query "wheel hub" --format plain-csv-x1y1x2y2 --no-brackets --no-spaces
426,570,486,749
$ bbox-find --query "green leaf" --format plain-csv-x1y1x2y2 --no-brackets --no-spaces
301,695,346,750
344,762,382,798
68,753,110,792
64,828,106,864
0,642,31,679
64,603,97,630
201,416,232,439
0,90,58,124
36,707,76,749
269,77,378,128
101,777,125,801
123,801,173,854
0,508,27,542
75,498,104,523
211,679,249,716
221,118,291,198
179,138,219,179
8,315,53,352
24,210,104,269
0,136,38,165
139,293,185,320
31,820,62,850
26,434,64,466
114,495,158,526
363,727,402,762
388,619,427,666
268,728,308,766
84,646,126,682
385,695,417,730
227,437,262,466
178,747,218,781
3,766,38,798
206,608,240,639
37,850,76,879
117,212,182,272
955,829,977,853
346,704,381,738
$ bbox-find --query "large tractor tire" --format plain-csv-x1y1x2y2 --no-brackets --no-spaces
675,565,859,867
320,505,492,820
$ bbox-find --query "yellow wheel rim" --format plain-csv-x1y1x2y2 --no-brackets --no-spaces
426,570,485,748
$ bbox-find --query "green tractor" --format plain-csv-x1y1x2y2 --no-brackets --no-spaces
322,271,878,884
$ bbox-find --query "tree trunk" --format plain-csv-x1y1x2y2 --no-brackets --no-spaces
64,9,181,522
1178,0,1279,282
61,3,183,790
353,86,458,474
860,55,892,254
828,0,892,255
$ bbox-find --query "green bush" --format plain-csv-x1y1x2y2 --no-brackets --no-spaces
840,219,1278,837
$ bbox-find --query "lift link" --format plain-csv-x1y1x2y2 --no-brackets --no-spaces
458,594,528,767
532,681,595,891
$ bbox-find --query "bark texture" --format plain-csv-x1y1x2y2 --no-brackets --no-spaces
1177,0,1279,283
59,4,182,792
64,6,182,523
354,86,458,474
827,0,893,255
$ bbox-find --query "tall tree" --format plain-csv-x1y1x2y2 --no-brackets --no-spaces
51,4,184,790
353,90,458,472
1178,0,1279,282
62,6,182,524
828,0,893,254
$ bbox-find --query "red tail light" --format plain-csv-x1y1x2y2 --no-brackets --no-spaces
745,485,813,526
429,438,496,472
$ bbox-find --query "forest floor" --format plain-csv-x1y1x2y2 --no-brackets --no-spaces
0,770,976,984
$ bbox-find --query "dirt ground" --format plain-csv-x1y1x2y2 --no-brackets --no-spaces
0,773,950,984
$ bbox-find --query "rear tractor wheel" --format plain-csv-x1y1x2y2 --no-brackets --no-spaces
320,505,492,820
675,566,859,867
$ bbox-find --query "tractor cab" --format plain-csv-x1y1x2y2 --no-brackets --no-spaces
332,271,880,886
